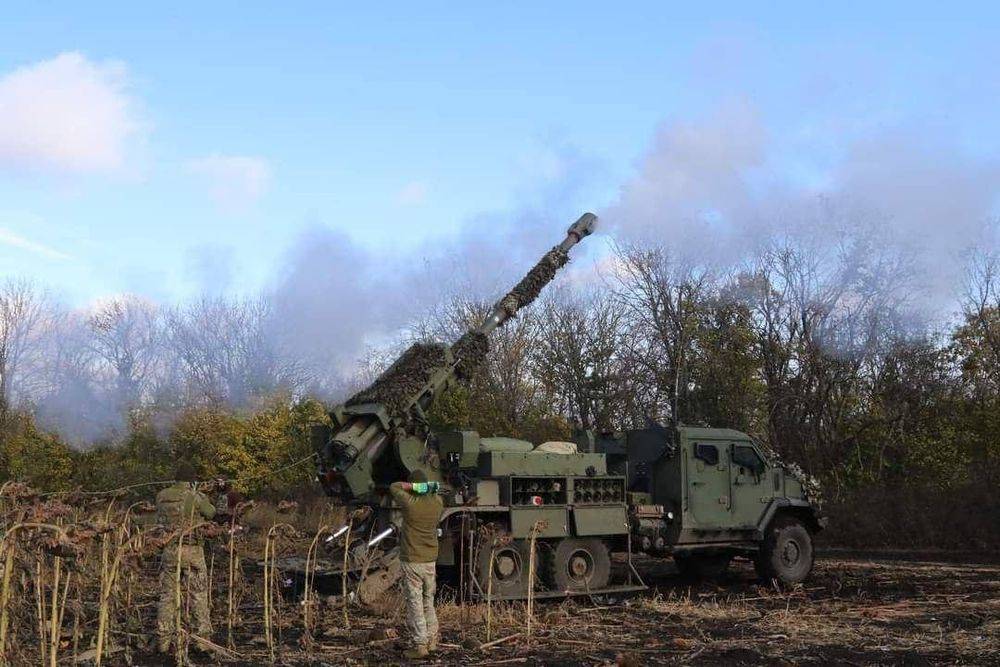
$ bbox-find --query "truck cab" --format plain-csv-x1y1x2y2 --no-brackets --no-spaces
593,424,825,584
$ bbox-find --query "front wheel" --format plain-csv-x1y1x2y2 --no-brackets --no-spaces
755,515,814,585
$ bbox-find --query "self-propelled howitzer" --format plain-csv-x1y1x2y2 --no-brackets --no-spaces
316,213,597,502
297,211,821,604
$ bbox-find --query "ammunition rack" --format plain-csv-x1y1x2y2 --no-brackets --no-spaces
571,477,625,504
500,476,627,506
509,476,567,505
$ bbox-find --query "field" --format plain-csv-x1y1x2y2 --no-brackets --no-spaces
1,489,997,666
319,554,1000,667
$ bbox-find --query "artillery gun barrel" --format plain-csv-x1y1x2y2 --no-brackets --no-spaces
477,212,597,335
319,212,597,501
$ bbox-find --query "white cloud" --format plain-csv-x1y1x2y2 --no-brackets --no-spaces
0,227,70,260
188,154,272,209
396,181,428,206
0,52,140,174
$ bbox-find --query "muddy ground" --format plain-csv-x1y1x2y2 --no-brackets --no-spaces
133,552,999,666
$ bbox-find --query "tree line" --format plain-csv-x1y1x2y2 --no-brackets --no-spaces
1,233,998,549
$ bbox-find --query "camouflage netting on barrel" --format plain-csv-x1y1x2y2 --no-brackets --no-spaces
346,342,449,417
503,247,569,314
451,330,489,380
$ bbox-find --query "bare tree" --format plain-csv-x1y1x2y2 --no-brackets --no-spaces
409,291,485,344
534,290,633,430
962,246,1000,380
167,295,304,406
737,225,915,482
88,295,165,409
611,242,712,424
31,310,114,443
0,279,50,421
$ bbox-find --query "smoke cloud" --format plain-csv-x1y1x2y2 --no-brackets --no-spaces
602,101,1000,311
265,211,593,398
263,141,606,399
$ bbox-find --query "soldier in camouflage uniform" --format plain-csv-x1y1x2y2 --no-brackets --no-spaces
155,462,216,653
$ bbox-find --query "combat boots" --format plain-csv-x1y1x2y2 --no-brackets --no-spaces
404,644,429,659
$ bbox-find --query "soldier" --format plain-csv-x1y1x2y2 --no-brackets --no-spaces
389,470,444,659
211,478,244,524
155,462,216,654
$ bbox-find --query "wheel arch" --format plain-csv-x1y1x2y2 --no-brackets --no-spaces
757,499,824,538
438,507,511,567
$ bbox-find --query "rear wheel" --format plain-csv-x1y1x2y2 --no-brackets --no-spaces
673,553,732,579
545,538,611,592
755,515,814,585
476,538,534,599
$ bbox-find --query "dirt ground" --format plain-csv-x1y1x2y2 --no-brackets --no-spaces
145,552,999,666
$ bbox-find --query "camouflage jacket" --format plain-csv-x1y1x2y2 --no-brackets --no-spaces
156,482,216,530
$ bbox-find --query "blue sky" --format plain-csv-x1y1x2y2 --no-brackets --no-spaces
0,3,997,304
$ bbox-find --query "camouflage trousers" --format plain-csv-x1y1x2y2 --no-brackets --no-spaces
156,543,212,651
401,560,438,648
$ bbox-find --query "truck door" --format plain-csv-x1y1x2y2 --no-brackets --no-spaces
728,443,770,529
685,441,731,530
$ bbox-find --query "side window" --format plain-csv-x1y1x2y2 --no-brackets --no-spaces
694,443,718,466
733,445,765,475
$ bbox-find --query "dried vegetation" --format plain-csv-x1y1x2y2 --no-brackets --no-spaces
1,485,997,665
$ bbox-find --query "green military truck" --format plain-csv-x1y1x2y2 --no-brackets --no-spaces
380,424,824,598
597,424,825,586
312,214,825,601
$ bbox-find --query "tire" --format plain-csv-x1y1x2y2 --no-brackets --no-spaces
755,515,814,585
476,538,534,599
673,553,732,579
545,538,612,592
